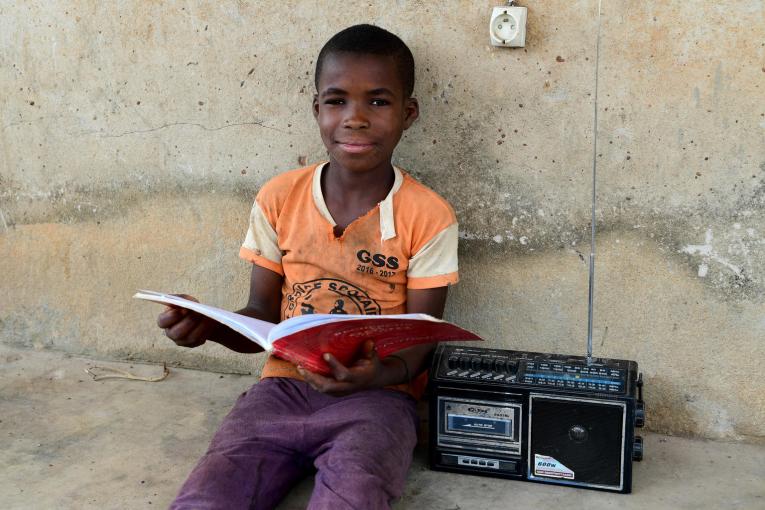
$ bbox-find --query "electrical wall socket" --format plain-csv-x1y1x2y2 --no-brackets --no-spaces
489,5,527,47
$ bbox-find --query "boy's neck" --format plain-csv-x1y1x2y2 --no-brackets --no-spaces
321,159,396,232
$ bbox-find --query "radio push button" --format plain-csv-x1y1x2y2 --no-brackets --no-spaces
447,356,459,369
494,359,506,372
471,358,482,371
481,358,493,371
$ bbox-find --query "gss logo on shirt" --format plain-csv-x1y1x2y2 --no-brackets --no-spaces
356,249,399,269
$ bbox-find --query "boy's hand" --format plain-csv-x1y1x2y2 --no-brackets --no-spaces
297,340,390,395
156,294,217,348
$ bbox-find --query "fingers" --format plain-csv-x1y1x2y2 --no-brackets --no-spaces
157,306,187,329
154,295,205,348
361,340,377,360
161,310,209,348
296,366,340,393
184,319,211,348
322,353,353,382
297,359,359,394
297,351,383,395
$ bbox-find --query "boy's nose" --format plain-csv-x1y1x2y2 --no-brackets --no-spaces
342,105,369,129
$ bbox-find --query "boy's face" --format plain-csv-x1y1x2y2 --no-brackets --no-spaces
313,53,418,174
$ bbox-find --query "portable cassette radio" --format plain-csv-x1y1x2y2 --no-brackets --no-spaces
428,344,645,493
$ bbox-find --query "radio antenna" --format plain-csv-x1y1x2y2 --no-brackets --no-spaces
586,0,603,366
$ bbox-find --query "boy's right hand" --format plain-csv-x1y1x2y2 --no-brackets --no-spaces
156,295,217,348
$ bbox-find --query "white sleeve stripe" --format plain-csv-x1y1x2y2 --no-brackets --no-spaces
242,200,282,264
407,223,459,278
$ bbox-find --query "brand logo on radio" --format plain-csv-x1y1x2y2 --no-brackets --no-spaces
467,407,488,414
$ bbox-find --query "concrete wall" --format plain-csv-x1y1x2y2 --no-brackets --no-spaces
2,1,763,442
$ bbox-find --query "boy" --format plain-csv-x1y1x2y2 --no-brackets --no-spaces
158,24,459,509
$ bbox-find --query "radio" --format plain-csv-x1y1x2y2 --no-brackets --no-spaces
428,344,645,493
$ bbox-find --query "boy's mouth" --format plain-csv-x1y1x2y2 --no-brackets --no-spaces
337,142,376,154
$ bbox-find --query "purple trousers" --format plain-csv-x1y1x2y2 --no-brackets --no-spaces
171,377,419,510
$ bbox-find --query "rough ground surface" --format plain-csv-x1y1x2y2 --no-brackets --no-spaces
2,346,763,510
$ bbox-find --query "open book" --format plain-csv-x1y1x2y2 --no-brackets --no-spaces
135,290,482,375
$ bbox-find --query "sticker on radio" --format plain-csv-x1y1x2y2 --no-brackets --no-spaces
533,454,575,479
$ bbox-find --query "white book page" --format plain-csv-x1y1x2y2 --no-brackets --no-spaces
133,290,276,350
268,312,441,342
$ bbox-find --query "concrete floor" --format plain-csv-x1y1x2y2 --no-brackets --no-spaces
2,346,763,510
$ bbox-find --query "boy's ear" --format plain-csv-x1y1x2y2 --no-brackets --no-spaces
312,94,320,119
403,97,419,130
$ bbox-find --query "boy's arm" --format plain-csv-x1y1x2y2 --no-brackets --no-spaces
379,286,449,381
298,286,449,393
157,265,283,353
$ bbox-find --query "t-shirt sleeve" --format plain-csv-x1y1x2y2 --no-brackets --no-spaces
239,195,284,275
406,222,459,289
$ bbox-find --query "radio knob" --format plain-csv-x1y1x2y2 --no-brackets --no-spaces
568,424,588,442
635,401,645,428
632,435,644,461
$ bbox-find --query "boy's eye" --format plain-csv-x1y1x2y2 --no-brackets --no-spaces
370,99,390,106
324,98,345,105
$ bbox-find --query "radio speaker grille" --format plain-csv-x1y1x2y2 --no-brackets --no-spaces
530,396,624,488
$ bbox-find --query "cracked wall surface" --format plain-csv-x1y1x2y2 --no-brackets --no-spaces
1,1,764,441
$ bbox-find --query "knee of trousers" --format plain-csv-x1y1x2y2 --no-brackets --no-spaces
316,429,417,493
312,457,411,510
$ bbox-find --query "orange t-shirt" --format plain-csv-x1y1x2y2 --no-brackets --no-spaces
239,163,459,398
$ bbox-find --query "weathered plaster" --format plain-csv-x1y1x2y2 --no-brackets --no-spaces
2,1,764,440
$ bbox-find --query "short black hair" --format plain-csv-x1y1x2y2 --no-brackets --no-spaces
315,24,415,97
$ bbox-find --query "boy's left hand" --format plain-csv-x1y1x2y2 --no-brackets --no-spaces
297,340,385,395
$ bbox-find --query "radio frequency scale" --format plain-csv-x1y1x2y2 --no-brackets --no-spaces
428,345,645,493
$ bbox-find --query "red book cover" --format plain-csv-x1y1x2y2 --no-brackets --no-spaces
271,318,482,375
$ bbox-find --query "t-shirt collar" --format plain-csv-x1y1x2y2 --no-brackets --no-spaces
312,162,403,242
